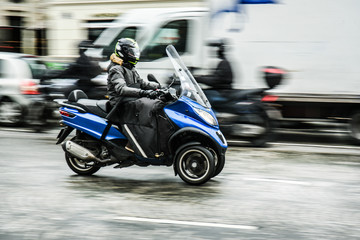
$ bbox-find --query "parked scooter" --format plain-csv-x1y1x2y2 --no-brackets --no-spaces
55,45,227,185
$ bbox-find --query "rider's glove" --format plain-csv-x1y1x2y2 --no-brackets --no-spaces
139,90,158,99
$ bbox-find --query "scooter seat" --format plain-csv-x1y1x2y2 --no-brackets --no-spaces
68,89,88,102
96,100,110,113
76,99,108,118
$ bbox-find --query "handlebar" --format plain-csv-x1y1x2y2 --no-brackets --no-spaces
156,87,178,102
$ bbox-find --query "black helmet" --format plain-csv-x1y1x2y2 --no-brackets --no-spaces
115,38,140,66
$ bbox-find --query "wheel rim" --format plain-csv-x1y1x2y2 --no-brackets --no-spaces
179,149,211,182
68,156,96,172
0,101,22,124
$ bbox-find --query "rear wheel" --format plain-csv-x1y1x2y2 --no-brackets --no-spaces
65,154,101,175
65,134,101,175
175,146,215,185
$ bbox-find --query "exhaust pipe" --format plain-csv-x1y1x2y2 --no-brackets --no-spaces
62,141,99,162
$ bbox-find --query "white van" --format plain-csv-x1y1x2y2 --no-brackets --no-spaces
87,2,360,143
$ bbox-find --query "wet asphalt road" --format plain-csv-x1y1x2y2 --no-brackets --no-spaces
0,128,360,240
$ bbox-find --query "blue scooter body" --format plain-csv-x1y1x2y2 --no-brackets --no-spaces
56,45,227,185
164,96,227,149
59,95,227,149
59,106,126,141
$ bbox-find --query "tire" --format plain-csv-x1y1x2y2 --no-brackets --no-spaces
0,98,24,126
65,134,101,175
175,146,215,185
349,112,360,145
65,153,101,175
242,112,273,147
226,109,274,147
208,147,225,178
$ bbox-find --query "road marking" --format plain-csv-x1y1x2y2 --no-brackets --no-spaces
243,177,312,186
228,139,360,151
333,161,360,166
114,216,259,230
271,142,360,150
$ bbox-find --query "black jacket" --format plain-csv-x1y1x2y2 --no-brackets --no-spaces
107,54,159,106
196,57,233,89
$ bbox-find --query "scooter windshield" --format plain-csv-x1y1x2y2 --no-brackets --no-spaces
166,45,211,109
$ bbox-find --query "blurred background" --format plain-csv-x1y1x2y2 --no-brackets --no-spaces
1,1,360,239
0,0,360,146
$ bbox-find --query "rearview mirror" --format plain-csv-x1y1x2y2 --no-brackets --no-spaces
147,74,159,84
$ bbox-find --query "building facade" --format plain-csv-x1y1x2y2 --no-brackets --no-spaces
0,0,203,57
0,0,47,55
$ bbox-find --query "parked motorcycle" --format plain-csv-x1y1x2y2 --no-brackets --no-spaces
55,45,227,185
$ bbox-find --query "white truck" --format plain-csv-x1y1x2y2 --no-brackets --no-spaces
87,0,360,143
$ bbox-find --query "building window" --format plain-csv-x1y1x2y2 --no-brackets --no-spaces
9,0,24,3
141,20,188,61
2,16,23,53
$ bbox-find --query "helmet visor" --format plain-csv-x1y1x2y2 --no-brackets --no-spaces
126,45,140,65
128,46,140,60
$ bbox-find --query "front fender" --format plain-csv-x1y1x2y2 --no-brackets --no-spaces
164,108,227,149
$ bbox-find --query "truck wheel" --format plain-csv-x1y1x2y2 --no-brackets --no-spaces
175,146,215,185
349,112,360,144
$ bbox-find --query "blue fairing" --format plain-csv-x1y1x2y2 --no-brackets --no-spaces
164,97,227,149
60,107,126,140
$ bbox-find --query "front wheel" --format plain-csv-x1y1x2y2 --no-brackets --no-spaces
175,146,215,185
208,148,225,178
234,112,273,147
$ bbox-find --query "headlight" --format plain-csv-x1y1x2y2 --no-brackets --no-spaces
194,108,217,126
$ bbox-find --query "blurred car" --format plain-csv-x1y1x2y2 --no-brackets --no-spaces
39,51,107,100
39,73,108,101
0,52,57,127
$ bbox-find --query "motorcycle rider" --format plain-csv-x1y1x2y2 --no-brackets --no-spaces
107,38,160,152
107,38,160,106
195,39,233,90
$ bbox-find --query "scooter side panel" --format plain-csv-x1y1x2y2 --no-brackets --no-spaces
164,102,227,148
60,107,126,140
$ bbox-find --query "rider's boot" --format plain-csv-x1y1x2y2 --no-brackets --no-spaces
125,142,134,153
